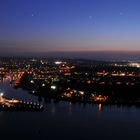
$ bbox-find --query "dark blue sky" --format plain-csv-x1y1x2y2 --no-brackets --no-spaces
1,0,140,54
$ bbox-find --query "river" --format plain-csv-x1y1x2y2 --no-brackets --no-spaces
0,80,140,140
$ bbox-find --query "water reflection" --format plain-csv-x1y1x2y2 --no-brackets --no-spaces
98,104,102,111
68,102,72,115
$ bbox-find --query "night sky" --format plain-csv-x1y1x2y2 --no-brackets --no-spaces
1,0,140,55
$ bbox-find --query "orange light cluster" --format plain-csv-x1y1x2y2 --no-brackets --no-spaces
95,95,108,101
64,91,74,98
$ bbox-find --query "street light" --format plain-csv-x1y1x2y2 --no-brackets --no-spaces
0,92,4,97
51,85,56,90
42,83,45,87
30,80,34,84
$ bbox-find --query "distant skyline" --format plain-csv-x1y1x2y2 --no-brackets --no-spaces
1,0,140,55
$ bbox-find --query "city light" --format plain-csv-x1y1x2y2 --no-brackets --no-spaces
79,91,84,95
129,62,140,68
51,85,56,90
0,92,4,97
32,91,35,93
42,83,45,87
1,58,140,109
30,80,34,84
54,61,62,65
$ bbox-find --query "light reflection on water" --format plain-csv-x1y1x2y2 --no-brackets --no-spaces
0,80,140,139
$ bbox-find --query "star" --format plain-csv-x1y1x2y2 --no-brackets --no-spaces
31,14,34,17
120,12,124,16
89,15,93,19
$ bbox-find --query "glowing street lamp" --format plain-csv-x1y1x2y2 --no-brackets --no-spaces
0,92,4,97
54,61,62,65
51,85,56,90
42,83,45,87
30,80,34,84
